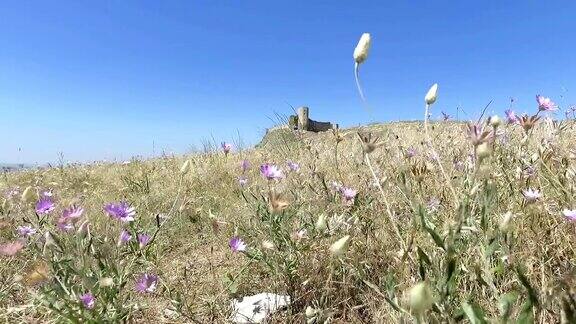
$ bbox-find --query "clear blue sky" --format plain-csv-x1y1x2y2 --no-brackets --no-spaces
1,1,574,164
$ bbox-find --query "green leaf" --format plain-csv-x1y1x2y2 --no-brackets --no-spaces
515,265,539,306
417,247,431,280
516,300,534,324
498,291,518,322
462,301,488,324
362,280,402,313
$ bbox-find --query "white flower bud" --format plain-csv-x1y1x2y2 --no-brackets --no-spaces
499,211,514,232
305,306,317,318
329,235,351,257
353,33,371,64
425,83,438,105
408,282,433,314
475,142,491,161
469,183,481,196
180,160,191,175
21,186,37,203
99,277,114,287
315,214,327,232
77,220,90,237
261,240,275,250
489,115,502,128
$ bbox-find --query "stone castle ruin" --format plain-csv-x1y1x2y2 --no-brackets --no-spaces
287,107,337,132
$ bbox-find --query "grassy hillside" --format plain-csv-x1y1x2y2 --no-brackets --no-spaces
1,119,575,323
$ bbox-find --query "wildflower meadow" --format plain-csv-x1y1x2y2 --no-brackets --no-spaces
1,34,576,323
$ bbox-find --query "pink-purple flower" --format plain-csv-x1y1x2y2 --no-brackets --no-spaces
340,187,357,204
562,209,576,221
241,159,250,172
536,95,557,111
260,164,284,180
35,197,55,215
229,236,246,253
55,205,85,232
104,202,135,222
238,176,248,187
0,240,24,256
4,187,20,199
79,292,95,309
287,160,300,172
294,229,308,241
221,142,232,155
406,147,417,158
505,109,518,124
522,188,541,202
17,225,36,237
62,205,84,220
137,233,151,248
135,273,158,293
57,221,74,232
118,229,132,245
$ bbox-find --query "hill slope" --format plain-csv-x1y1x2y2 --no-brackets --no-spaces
1,120,575,323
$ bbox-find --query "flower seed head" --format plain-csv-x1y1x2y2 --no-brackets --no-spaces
489,115,502,128
180,160,191,175
353,33,371,64
408,282,433,314
425,83,438,105
329,235,351,257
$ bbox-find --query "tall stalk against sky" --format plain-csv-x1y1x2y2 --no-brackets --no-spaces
353,33,371,102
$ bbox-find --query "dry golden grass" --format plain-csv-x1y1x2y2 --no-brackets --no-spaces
1,120,575,323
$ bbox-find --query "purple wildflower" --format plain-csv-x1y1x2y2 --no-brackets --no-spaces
80,293,95,309
406,147,417,158
294,229,308,241
562,209,576,221
241,159,250,173
104,202,135,222
35,197,55,215
57,221,74,232
118,229,132,245
523,166,536,178
536,95,557,111
137,233,151,248
522,188,541,202
221,142,232,155
340,187,357,204
287,160,300,172
4,187,20,199
427,197,441,213
17,225,36,237
62,205,84,220
238,176,248,187
454,160,465,172
0,240,25,256
428,151,439,162
135,273,158,293
229,236,247,253
505,109,518,124
260,164,284,180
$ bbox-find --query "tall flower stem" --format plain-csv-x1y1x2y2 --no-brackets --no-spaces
364,153,406,251
424,104,459,209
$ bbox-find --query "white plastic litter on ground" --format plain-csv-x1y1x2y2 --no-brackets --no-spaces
230,293,291,323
